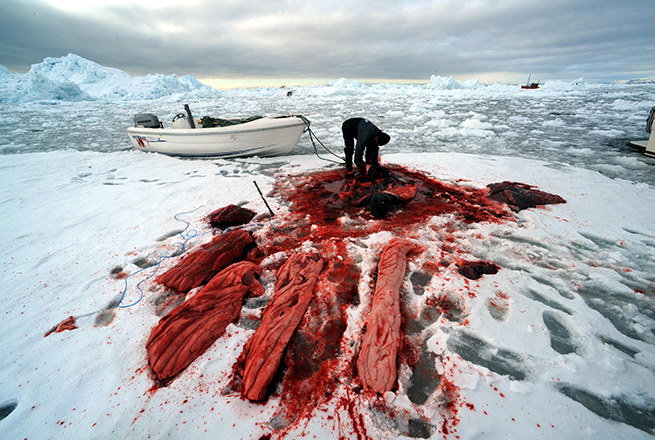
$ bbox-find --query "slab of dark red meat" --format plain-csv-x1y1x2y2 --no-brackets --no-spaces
156,229,254,292
147,261,263,382
487,181,566,211
208,204,257,229
357,239,416,394
241,251,324,401
457,259,500,280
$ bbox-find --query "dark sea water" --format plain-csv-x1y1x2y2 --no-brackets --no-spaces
2,83,654,186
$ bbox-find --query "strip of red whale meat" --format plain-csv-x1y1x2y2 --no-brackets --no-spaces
147,261,263,382
156,229,254,292
241,251,324,401
357,239,416,394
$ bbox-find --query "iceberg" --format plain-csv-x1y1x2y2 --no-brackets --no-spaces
0,53,219,102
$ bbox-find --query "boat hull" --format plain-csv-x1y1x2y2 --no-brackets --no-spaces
628,136,655,158
127,116,306,158
628,140,649,150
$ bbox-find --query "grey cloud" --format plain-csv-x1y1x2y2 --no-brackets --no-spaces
1,0,653,83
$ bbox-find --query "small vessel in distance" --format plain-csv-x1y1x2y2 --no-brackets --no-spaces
521,74,540,89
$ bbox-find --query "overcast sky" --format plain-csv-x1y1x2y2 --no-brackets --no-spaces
1,0,654,86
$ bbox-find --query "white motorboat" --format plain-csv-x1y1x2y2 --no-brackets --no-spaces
127,108,307,158
627,106,655,158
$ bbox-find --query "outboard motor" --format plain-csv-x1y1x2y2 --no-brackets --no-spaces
133,113,162,128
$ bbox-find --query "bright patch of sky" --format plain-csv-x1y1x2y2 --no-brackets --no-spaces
43,0,199,11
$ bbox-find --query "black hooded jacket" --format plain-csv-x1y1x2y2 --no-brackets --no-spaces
342,118,381,167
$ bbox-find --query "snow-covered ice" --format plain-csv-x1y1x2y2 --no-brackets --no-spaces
1,55,655,439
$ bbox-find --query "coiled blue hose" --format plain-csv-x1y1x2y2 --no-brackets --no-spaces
116,206,208,308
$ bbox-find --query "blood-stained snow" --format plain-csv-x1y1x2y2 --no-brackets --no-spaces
1,55,655,439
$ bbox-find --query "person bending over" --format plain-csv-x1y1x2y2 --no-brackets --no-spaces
342,118,391,175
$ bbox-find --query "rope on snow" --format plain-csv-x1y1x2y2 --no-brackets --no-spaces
116,205,211,308
296,115,345,165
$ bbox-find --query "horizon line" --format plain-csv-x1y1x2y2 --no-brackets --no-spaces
197,77,433,90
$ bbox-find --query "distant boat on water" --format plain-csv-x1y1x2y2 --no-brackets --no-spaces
521,74,540,89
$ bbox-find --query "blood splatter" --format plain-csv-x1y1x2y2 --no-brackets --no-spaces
233,165,516,435
139,164,566,438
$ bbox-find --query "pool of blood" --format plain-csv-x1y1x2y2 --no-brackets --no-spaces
231,165,517,437
258,165,511,255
